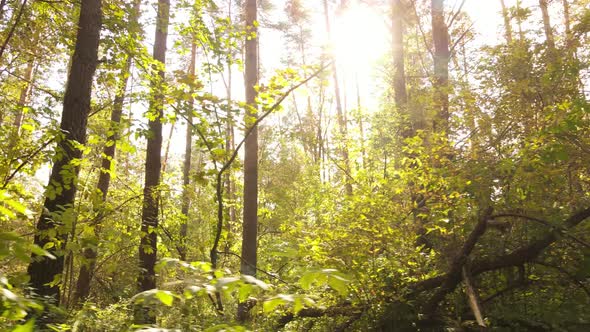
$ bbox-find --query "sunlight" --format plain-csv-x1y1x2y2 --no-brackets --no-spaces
331,3,389,72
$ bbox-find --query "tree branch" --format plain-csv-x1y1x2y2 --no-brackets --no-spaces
412,206,590,306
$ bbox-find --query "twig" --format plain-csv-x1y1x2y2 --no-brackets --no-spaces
2,137,55,189
217,250,290,285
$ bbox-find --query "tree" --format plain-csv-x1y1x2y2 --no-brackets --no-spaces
26,0,101,315
73,0,142,304
539,0,556,51
499,0,513,43
135,0,170,324
323,0,353,195
238,0,259,322
391,0,408,112
431,0,449,132
180,41,197,261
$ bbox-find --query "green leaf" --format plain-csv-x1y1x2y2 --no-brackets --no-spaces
263,296,286,313
327,274,350,296
155,290,174,306
12,319,35,332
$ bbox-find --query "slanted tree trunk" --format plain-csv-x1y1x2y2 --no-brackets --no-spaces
161,122,174,172
238,0,259,322
0,0,27,62
27,0,101,311
499,0,513,43
135,0,169,324
180,41,197,261
323,0,352,196
431,0,450,133
73,0,141,304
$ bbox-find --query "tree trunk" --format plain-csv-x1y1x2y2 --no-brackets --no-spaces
73,0,141,304
392,0,408,111
499,0,513,43
431,0,450,133
161,120,175,172
238,0,259,322
180,41,197,261
0,0,7,19
26,0,101,312
323,0,352,195
135,0,169,324
515,0,525,41
562,0,571,45
0,0,27,62
9,59,34,148
539,0,556,51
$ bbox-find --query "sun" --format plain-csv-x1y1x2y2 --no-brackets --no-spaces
331,2,389,72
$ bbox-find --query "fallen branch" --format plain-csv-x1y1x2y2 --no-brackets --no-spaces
462,265,486,328
277,304,361,329
422,207,492,315
412,206,590,309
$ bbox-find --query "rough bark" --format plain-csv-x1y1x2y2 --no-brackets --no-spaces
238,0,259,322
136,0,169,324
431,0,450,133
74,0,141,304
27,0,101,309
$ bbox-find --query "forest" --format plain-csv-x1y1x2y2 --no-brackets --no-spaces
0,0,589,330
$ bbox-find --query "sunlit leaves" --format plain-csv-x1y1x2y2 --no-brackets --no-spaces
299,269,350,297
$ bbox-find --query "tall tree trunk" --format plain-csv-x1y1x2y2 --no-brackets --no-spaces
355,74,366,170
238,0,258,322
26,0,101,313
73,0,141,304
499,0,513,43
180,41,197,261
392,0,408,111
323,0,352,195
9,59,34,148
562,0,571,45
224,0,235,239
135,0,169,324
225,60,235,235
431,0,450,133
539,0,556,51
516,0,525,41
